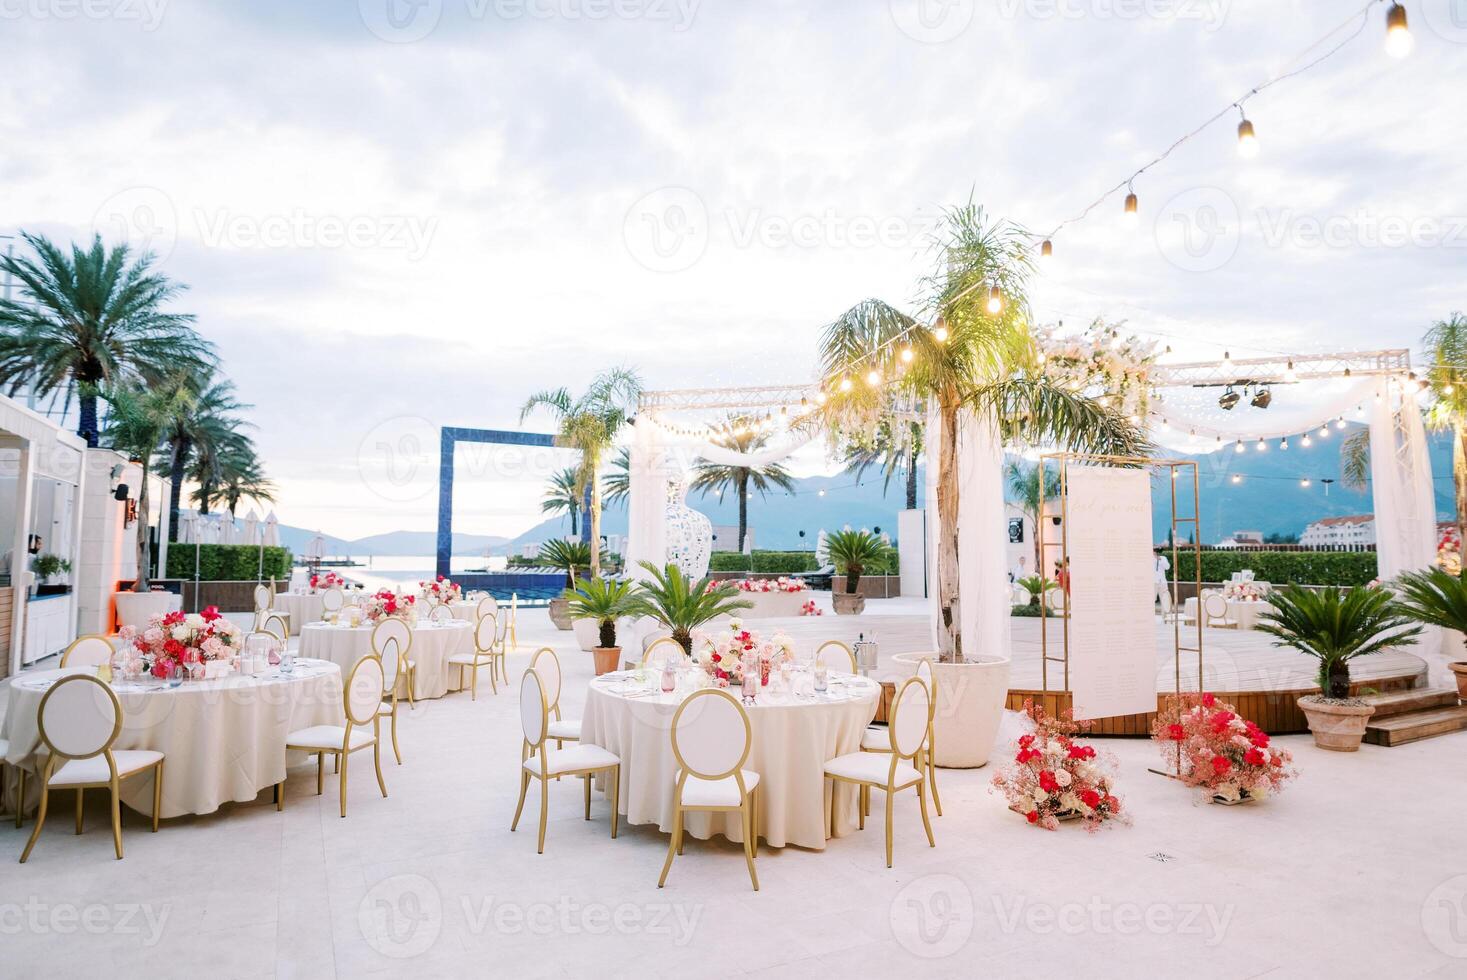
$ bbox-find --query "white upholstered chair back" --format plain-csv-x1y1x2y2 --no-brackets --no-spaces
671,689,750,780
60,635,114,668
889,678,932,760
519,668,548,748
38,675,121,760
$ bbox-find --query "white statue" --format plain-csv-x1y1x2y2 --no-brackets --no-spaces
664,473,712,579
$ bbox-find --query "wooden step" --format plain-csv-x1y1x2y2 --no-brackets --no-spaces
1364,705,1467,747
1359,688,1460,719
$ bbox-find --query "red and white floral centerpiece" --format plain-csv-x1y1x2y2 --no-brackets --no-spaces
362,589,416,624
722,577,809,618
1151,692,1295,804
692,620,795,687
1222,581,1268,602
118,607,243,680
731,577,808,593
991,699,1126,831
309,571,345,594
419,575,463,605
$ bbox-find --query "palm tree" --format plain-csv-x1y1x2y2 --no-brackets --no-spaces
98,382,191,590
1005,459,1059,573
190,434,274,517
534,538,599,589
824,528,892,594
1394,566,1467,634
602,447,632,508
689,415,797,553
1424,313,1467,549
1257,585,1420,698
844,417,923,510
520,368,642,579
817,203,1148,662
623,561,753,654
541,467,582,537
161,376,249,541
0,232,214,447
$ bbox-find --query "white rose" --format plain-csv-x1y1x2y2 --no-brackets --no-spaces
185,613,206,628
1031,786,1048,804
1060,792,1082,812
1249,785,1268,801
171,626,190,642
1055,769,1072,787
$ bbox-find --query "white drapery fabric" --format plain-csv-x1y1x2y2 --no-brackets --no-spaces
1150,376,1381,447
926,407,1012,660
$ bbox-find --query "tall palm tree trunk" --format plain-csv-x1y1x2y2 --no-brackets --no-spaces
134,463,152,591
580,481,592,546
167,437,190,542
935,392,961,663
587,452,603,579
197,481,214,516
737,470,749,552
905,459,918,511
78,389,100,448
1456,422,1467,555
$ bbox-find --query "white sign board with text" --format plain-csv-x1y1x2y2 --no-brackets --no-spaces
1065,464,1157,720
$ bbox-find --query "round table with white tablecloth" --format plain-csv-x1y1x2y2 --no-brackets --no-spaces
113,590,183,630
1183,596,1274,630
1,660,344,818
297,619,473,699
581,669,880,850
273,590,366,635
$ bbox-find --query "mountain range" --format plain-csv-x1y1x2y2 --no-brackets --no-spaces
271,421,1455,555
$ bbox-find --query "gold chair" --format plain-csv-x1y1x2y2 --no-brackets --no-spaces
320,587,345,615
20,674,164,863
814,639,858,674
641,636,688,669
372,618,417,709
261,613,290,647
1203,592,1238,629
278,654,388,818
475,594,499,623
528,647,579,746
861,658,942,817
0,740,23,828
492,611,510,682
823,677,935,868
253,583,291,635
59,634,116,668
511,667,620,854
428,602,454,624
658,688,760,891
448,613,501,699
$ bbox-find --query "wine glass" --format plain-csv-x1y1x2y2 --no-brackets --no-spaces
166,665,184,689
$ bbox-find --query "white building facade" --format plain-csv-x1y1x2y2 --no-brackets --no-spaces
1300,514,1377,549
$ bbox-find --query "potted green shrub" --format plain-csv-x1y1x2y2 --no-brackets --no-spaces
1016,574,1051,607
1257,585,1422,751
624,561,752,655
536,539,595,629
565,577,638,675
1393,566,1467,699
825,529,891,615
32,553,72,596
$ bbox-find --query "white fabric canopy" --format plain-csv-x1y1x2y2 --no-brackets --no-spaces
1150,376,1381,449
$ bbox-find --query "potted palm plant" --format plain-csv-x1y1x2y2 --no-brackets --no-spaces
624,561,752,655
565,577,638,675
1257,585,1422,751
536,538,595,629
1393,567,1467,699
825,528,890,615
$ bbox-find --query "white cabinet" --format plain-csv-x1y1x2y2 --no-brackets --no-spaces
23,595,74,665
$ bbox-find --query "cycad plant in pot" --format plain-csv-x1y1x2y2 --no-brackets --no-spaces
1257,585,1422,751
624,561,752,655
824,529,891,615
536,539,595,630
1393,567,1467,699
565,577,638,675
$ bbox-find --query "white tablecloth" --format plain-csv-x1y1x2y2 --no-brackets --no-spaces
298,620,473,699
2,661,344,818
113,590,183,630
274,591,367,634
1183,597,1274,630
581,670,879,850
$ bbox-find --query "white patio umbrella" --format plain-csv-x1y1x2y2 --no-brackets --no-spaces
177,511,199,545
815,529,830,569
218,516,238,545
241,510,259,545
263,512,280,547
305,532,327,561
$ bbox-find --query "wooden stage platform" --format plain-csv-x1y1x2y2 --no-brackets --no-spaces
768,607,1430,736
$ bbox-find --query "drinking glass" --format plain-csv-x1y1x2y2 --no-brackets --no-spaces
166,665,185,689
813,665,828,695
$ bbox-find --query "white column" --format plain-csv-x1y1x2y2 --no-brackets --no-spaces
9,443,32,674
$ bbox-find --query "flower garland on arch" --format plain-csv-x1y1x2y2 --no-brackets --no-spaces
1037,318,1159,421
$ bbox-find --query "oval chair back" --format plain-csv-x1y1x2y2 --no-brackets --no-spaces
261,614,289,644
913,657,935,697
519,667,548,750
887,677,933,761
371,617,413,664
37,674,122,763
495,609,511,646
428,603,454,624
528,648,563,716
1044,586,1067,613
345,655,386,727
252,583,273,614
60,634,115,668
814,640,857,674
1203,592,1228,623
671,688,751,782
321,588,344,613
475,613,498,653
642,636,687,668
476,595,499,621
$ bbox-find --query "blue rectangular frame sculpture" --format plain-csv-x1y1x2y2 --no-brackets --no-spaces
436,426,557,581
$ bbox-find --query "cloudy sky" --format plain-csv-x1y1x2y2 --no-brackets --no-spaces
3,0,1463,540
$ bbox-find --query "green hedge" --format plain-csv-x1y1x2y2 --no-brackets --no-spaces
751,551,820,574
1179,551,1378,587
167,544,292,581
709,552,752,572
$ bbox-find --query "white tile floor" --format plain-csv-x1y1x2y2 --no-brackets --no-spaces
1,602,1464,978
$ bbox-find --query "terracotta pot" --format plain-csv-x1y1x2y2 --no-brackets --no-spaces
832,591,865,615
1297,695,1375,752
1449,662,1467,701
547,596,573,630
592,646,621,675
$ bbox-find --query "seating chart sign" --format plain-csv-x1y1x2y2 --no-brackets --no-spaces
1064,464,1157,719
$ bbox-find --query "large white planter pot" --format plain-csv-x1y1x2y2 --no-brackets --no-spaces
893,652,1011,769
572,617,599,651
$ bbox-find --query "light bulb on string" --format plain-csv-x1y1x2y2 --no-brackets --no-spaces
1255,438,1267,452
1335,418,1346,430
1231,474,1242,484
932,318,949,343
1039,239,1053,263
900,346,914,364
1385,2,1413,58
986,286,1003,315
1318,425,1329,438
1283,360,1297,383
838,377,853,393
1300,479,1311,488
1237,111,1258,159
814,391,827,405
1302,433,1312,447
1235,440,1245,454
1122,187,1139,228
865,369,882,387
1280,438,1289,451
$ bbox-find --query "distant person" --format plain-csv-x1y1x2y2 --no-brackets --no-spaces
1057,558,1071,596
1154,550,1172,614
1010,555,1028,585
